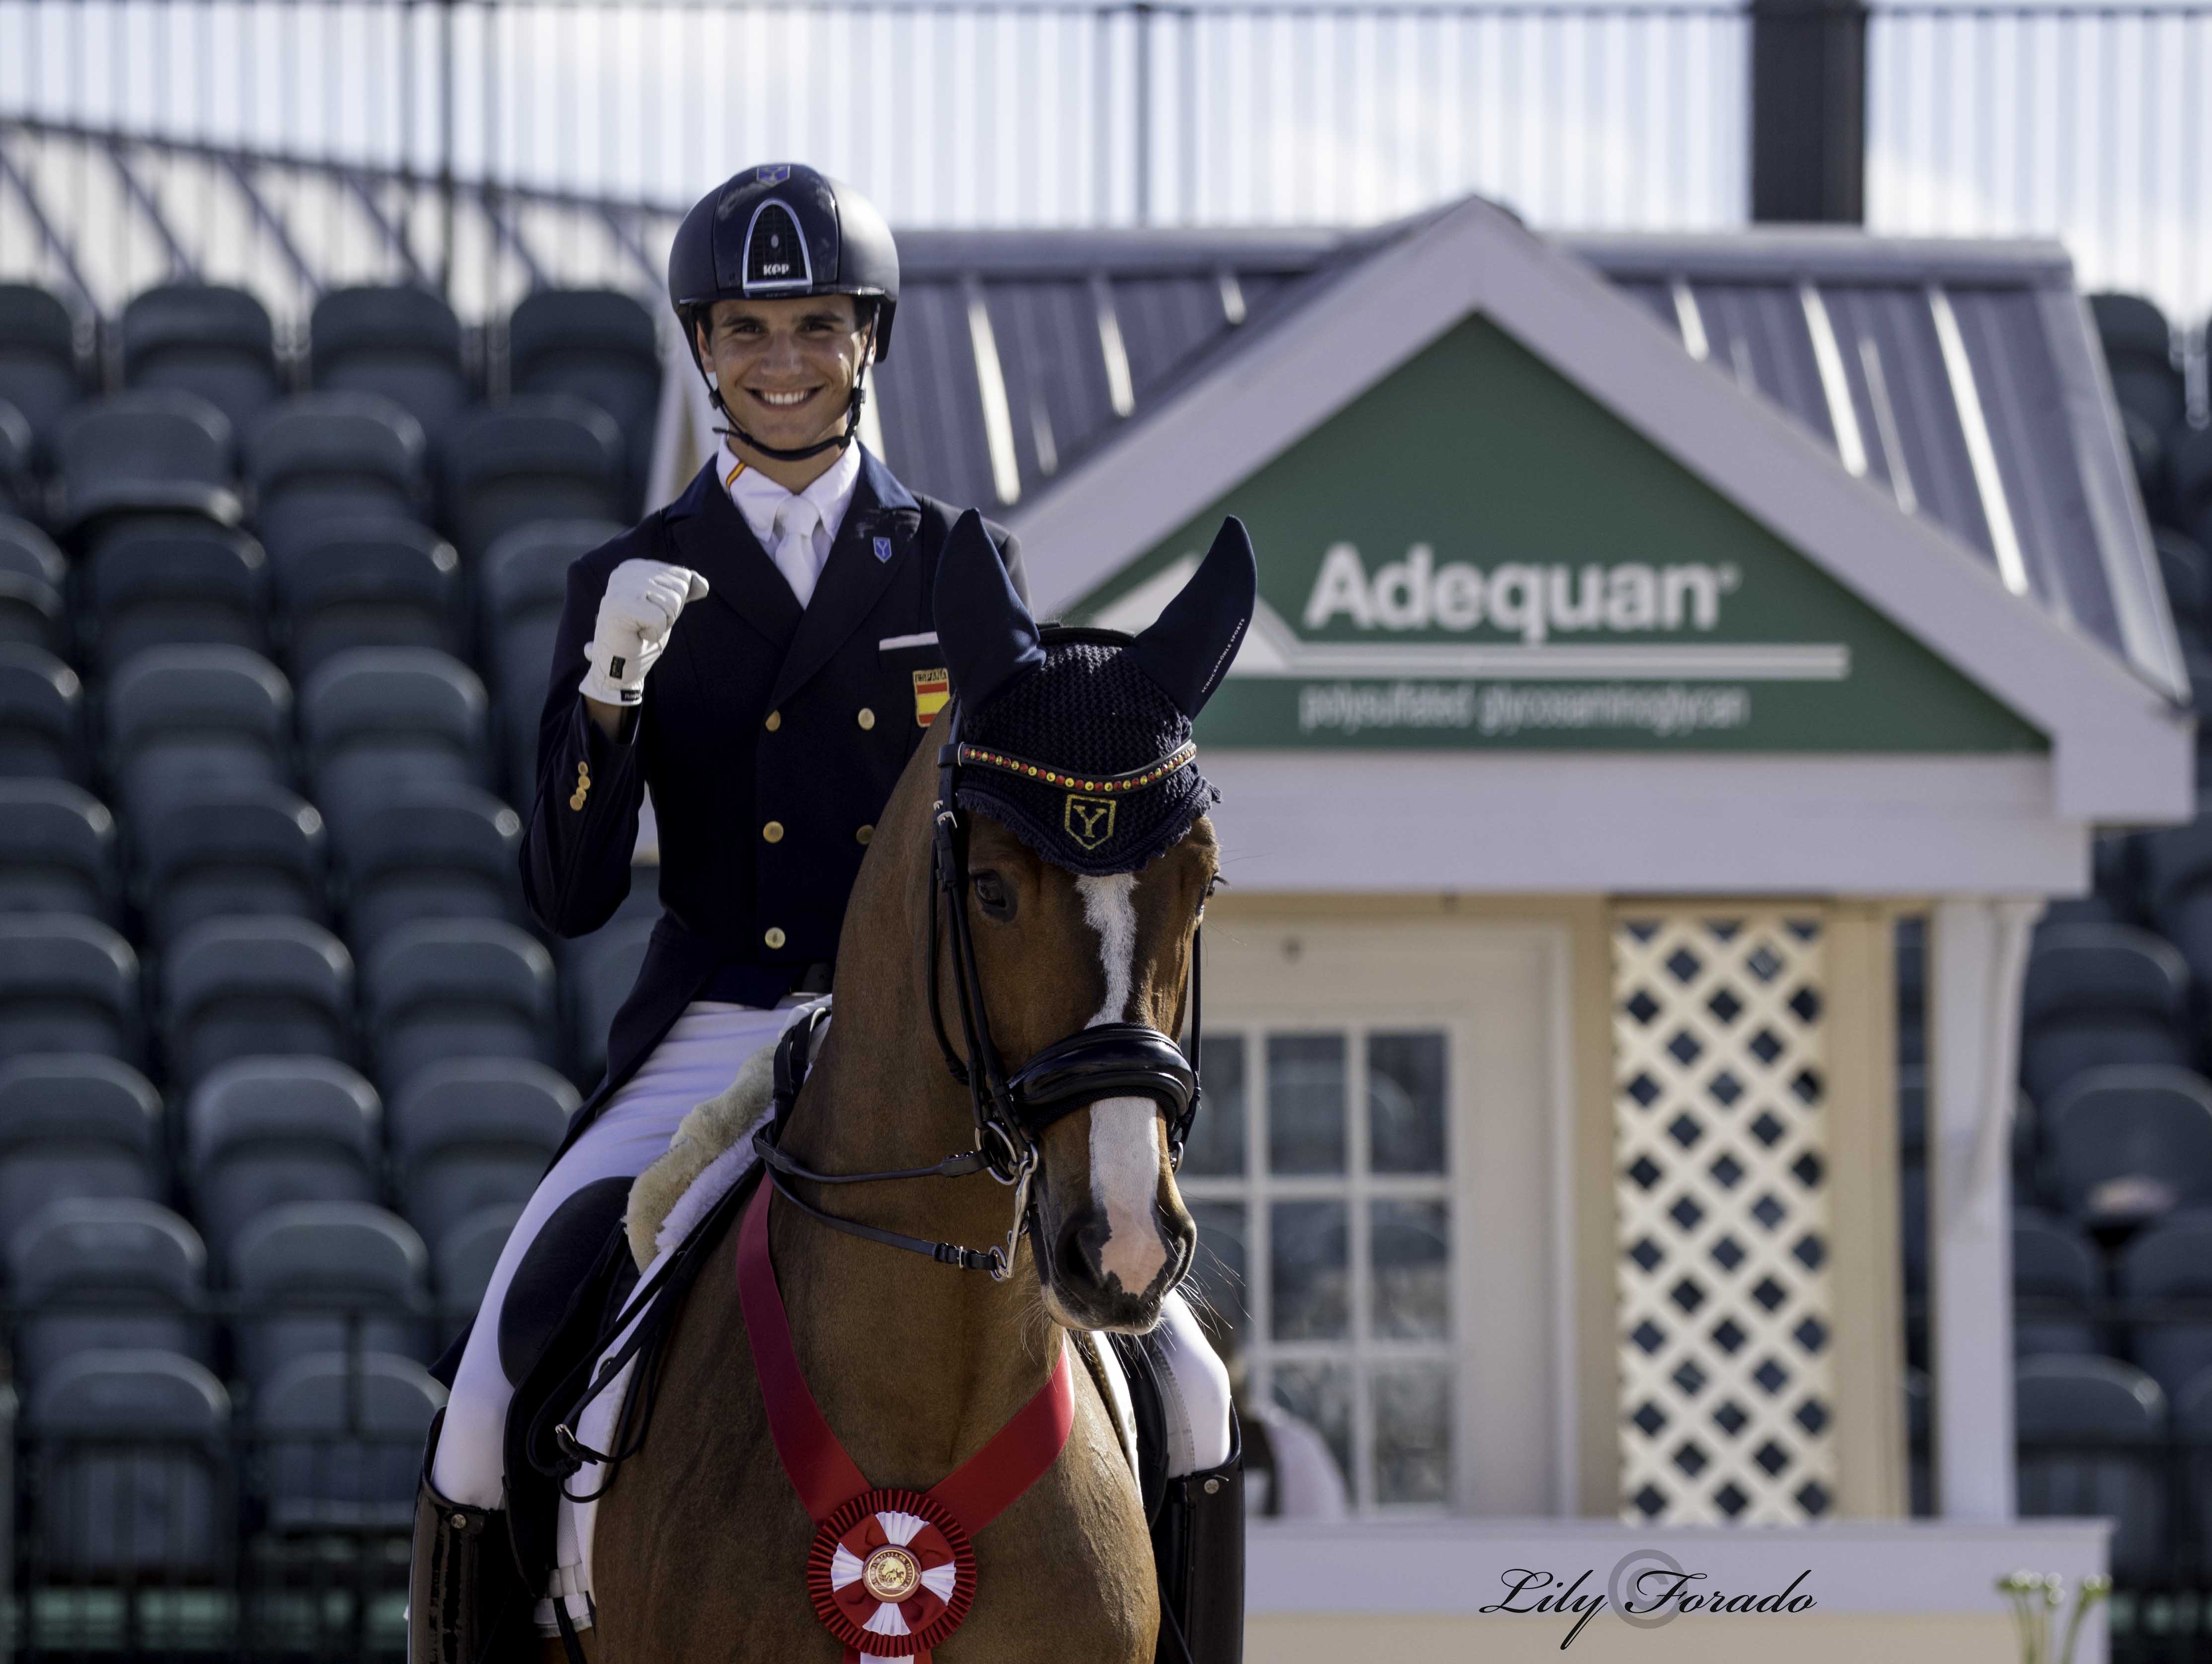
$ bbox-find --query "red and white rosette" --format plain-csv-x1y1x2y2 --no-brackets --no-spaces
806,1486,975,1660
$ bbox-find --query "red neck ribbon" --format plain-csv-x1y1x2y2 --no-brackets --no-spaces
737,1182,1074,1662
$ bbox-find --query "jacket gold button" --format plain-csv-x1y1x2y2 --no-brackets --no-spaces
763,821,784,843
856,707,875,730
765,710,781,732
763,927,787,950
855,824,873,845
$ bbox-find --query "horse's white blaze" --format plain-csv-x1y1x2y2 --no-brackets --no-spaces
1077,873,1170,1292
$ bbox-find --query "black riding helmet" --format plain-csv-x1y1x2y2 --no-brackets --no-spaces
669,162,899,463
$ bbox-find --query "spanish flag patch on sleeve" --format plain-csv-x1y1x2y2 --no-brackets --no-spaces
912,667,951,727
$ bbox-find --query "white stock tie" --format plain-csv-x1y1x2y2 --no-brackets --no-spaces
769,497,823,609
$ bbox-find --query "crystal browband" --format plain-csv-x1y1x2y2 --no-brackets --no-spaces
955,739,1199,795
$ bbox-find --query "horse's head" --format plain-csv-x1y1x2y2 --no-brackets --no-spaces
930,513,1254,1333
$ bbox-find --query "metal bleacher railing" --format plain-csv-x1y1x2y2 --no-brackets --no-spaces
4,0,2212,320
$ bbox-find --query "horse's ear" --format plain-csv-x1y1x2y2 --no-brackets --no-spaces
934,508,1044,710
1127,516,1257,718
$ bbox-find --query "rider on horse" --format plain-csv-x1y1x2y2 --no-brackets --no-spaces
409,163,1234,1664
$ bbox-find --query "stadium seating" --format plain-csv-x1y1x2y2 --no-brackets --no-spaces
0,515,67,653
309,286,472,447
480,519,617,796
2118,1210,2212,1405
2017,924,2192,1110
335,783,522,958
364,918,557,1092
184,1056,379,1265
0,1054,163,1234
132,784,329,947
7,1199,210,1384
0,779,120,921
0,643,83,780
0,914,140,1064
2013,1209,2104,1359
161,916,355,1087
257,1350,446,1530
229,1202,430,1387
441,396,624,563
82,516,270,673
2041,1066,2212,1225
1,398,36,521
2090,294,2187,446
104,645,293,824
276,520,463,679
52,389,240,534
0,283,85,460
245,391,429,562
390,1057,574,1250
2015,1354,2170,1580
300,646,487,832
507,288,663,516
26,1350,233,1572
121,283,285,437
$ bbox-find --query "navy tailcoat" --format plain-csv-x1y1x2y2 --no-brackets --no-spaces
522,448,1024,1152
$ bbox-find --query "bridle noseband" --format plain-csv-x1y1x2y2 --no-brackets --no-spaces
752,694,1207,1282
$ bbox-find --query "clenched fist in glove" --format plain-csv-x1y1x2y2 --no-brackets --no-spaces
579,558,711,707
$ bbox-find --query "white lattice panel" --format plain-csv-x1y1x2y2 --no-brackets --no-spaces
1613,913,1837,1525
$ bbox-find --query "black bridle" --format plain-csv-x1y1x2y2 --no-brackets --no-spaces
752,694,1206,1282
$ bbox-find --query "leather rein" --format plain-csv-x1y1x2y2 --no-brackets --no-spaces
751,692,1207,1282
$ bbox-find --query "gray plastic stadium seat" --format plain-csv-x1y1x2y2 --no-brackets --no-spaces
27,1350,232,1573
2144,818,2212,995
2090,293,2186,442
104,645,292,824
480,519,619,797
434,1202,523,1345
309,287,472,446
8,1199,209,1383
231,1203,431,1388
2018,924,2191,1110
0,1054,161,1235
52,390,241,533
133,785,328,947
246,391,428,561
566,911,653,1083
121,283,283,437
2176,1370,2212,1577
0,780,119,921
2119,1209,2212,1405
300,647,486,830
0,514,66,653
0,644,83,780
83,516,269,673
258,1350,445,1530
392,1058,574,1248
161,916,354,1088
277,519,462,680
2158,530,2212,662
2016,1354,2169,1580
2043,1065,2212,1225
366,919,556,1093
0,398,38,524
2012,1208,2104,1359
0,284,85,458
0,915,140,1064
185,1057,379,1265
442,396,624,563
507,290,663,517
337,783,521,959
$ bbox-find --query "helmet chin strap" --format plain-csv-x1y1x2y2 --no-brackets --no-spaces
698,311,878,467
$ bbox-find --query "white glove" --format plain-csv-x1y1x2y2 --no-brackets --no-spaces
579,558,710,706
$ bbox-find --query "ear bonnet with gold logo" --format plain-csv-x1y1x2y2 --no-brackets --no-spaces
933,512,1256,877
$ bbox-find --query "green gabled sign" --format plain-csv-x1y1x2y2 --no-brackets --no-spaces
1071,317,2045,754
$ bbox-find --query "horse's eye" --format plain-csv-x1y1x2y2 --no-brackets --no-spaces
972,870,1016,921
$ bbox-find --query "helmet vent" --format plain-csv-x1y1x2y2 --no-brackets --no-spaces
743,201,813,294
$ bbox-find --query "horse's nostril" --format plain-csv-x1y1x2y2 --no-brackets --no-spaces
1056,1214,1108,1288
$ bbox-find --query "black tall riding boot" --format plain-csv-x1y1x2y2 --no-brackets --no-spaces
409,1411,532,1664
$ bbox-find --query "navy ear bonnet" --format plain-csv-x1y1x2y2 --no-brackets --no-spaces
934,513,1256,877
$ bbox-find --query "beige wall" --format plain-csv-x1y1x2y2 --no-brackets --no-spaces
1247,1612,2015,1663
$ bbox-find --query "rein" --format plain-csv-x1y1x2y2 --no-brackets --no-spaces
751,686,1206,1281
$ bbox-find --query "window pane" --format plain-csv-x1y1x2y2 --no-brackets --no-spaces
1182,1035,1247,1177
1369,1031,1448,1174
1272,1361,1354,1494
1187,1200,1249,1344
1369,1199,1450,1340
1268,1034,1346,1175
1270,1199,1348,1339
1373,1364,1452,1505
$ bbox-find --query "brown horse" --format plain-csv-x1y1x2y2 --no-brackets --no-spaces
583,519,1251,1662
